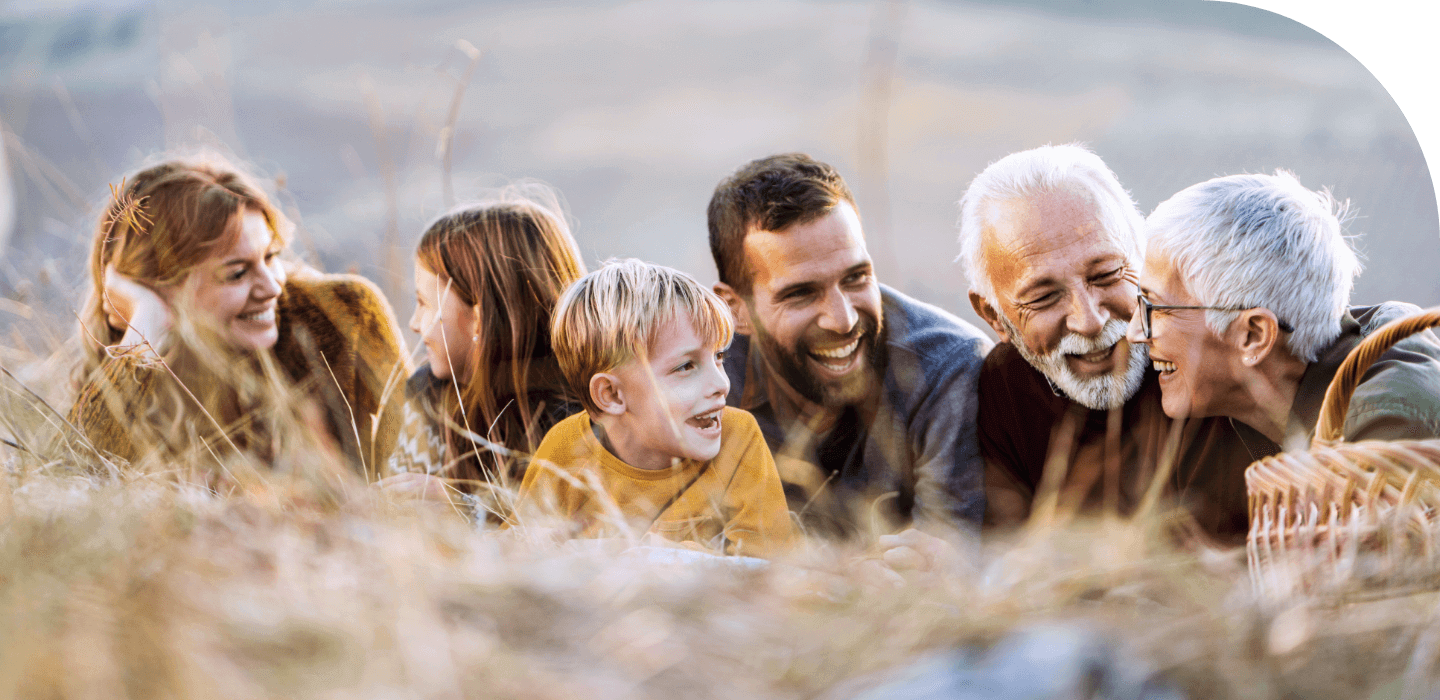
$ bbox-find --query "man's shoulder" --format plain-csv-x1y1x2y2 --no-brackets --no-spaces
722,334,751,392
978,342,1046,402
975,342,1072,435
878,285,992,370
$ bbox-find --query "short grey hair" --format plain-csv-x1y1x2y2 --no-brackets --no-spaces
957,143,1144,304
1146,171,1360,363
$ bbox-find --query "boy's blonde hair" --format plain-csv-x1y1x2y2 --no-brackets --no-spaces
552,258,735,415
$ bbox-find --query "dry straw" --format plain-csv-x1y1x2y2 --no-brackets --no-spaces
0,309,1434,698
1,258,1433,696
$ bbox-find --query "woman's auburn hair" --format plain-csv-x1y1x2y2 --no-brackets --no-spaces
81,155,288,362
415,190,586,485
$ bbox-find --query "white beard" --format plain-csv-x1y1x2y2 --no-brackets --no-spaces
1001,316,1148,411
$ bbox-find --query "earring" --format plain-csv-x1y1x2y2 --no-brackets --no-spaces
472,334,479,343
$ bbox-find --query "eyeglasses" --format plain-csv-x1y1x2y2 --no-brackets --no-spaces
1134,294,1294,340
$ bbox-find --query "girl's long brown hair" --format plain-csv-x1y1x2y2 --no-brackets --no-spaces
415,186,585,487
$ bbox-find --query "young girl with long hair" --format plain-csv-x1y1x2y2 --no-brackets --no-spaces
384,186,586,519
71,155,410,477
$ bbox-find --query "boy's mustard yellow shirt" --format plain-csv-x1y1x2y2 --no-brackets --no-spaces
517,407,795,557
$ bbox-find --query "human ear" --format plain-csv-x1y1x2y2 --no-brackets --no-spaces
590,373,626,415
713,282,754,335
1233,309,1282,367
969,291,1010,342
467,304,482,344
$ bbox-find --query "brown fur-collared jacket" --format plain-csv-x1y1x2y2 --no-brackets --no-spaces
70,272,411,478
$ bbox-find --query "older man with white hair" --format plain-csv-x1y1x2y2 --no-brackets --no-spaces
957,144,1252,538
1129,171,1440,457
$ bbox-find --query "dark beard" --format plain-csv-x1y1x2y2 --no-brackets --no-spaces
751,309,886,408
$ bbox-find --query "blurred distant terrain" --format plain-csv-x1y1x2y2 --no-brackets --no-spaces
1,0,1434,352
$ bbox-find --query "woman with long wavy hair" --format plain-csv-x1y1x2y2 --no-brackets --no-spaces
383,186,586,522
71,154,410,478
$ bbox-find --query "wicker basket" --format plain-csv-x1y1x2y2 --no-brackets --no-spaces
1246,308,1440,598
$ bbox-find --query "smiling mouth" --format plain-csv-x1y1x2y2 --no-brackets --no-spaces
809,337,862,372
237,308,275,323
1067,345,1114,364
1153,359,1177,374
687,408,723,434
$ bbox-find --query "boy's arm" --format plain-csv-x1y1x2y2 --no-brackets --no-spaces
719,411,797,558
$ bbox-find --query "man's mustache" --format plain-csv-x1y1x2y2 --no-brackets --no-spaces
799,316,879,353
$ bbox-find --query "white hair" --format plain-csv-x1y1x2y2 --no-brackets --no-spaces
957,143,1144,304
1145,171,1360,363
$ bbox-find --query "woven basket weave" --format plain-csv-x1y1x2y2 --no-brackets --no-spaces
1246,308,1440,598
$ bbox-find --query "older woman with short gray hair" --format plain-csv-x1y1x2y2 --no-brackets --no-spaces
1128,170,1440,459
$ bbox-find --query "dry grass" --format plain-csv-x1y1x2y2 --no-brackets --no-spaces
0,305,1435,699
0,189,1433,700
2,391,1439,700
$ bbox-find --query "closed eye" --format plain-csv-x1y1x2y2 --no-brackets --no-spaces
1020,291,1060,309
778,288,815,303
1092,267,1125,285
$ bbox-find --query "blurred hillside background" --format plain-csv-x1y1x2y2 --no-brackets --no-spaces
1,0,1435,357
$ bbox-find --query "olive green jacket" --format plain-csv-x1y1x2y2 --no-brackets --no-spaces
1233,302,1440,458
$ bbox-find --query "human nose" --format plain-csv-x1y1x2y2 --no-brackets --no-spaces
1066,287,1107,337
408,306,422,335
816,288,859,335
253,262,283,300
1126,307,1149,345
708,356,730,400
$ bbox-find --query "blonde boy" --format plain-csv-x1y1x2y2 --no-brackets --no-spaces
517,259,795,557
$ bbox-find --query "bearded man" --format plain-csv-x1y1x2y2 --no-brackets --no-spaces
709,153,992,538
959,144,1251,540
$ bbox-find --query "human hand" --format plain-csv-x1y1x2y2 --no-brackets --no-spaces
854,557,907,589
103,265,172,346
876,528,959,574
374,472,454,503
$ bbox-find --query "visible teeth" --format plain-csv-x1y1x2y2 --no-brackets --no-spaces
238,309,275,322
691,410,721,429
813,338,860,359
1153,360,1177,374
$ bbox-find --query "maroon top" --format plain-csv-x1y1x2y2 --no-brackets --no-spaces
977,342,1254,543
